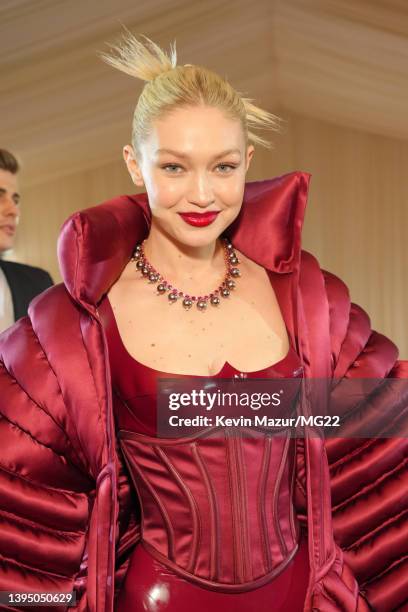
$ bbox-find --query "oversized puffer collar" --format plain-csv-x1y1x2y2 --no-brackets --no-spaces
57,171,311,311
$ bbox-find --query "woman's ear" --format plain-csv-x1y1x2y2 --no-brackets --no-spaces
245,144,255,172
123,145,144,187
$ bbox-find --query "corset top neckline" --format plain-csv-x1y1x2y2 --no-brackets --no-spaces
98,293,303,379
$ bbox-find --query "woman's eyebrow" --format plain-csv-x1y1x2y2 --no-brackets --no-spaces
155,148,241,159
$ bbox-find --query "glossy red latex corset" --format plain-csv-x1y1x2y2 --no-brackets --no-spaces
98,291,304,592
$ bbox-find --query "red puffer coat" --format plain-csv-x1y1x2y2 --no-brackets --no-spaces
0,171,407,611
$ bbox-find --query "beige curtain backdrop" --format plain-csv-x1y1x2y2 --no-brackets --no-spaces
2,0,407,357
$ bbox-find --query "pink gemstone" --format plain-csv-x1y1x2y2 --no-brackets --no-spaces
185,295,190,299
209,293,214,297
191,296,196,301
178,291,183,296
168,285,172,289
204,295,208,299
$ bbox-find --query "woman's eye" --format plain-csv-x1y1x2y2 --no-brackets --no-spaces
161,163,237,173
217,164,237,172
162,164,182,173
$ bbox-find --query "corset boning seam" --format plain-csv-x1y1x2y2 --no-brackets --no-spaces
153,445,201,574
236,432,250,582
121,447,176,561
258,435,273,572
289,438,300,543
273,435,291,558
191,442,221,581
225,429,241,583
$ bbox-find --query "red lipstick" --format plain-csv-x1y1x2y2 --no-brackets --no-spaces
178,211,220,227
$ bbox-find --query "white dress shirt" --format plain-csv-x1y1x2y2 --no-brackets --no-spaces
0,266,14,333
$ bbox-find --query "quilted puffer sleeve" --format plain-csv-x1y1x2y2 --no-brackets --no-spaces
322,269,408,612
0,317,96,612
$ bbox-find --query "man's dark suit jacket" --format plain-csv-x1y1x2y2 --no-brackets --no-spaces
0,259,54,321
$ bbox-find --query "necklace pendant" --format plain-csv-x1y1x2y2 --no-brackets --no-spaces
197,299,207,311
182,297,193,309
132,245,142,260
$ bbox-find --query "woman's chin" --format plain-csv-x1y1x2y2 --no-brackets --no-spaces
175,228,223,248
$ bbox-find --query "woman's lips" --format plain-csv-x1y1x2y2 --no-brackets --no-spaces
178,211,220,227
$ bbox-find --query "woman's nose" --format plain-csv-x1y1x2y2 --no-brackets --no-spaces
187,176,215,207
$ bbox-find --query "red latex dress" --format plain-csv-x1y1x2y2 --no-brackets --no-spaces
98,270,310,611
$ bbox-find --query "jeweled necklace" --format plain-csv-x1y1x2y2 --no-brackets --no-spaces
131,237,241,311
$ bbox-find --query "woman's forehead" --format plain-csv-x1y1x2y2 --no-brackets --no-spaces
143,109,245,157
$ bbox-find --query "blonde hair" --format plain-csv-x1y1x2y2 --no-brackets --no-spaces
100,30,283,158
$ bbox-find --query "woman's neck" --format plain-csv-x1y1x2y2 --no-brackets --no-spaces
142,226,226,294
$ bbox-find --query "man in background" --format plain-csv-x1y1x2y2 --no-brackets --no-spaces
0,149,53,333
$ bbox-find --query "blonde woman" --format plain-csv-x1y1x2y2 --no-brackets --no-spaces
0,34,406,612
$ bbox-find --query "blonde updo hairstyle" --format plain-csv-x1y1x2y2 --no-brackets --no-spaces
101,30,282,161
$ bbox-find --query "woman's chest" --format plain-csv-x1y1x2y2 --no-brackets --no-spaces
107,267,290,376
